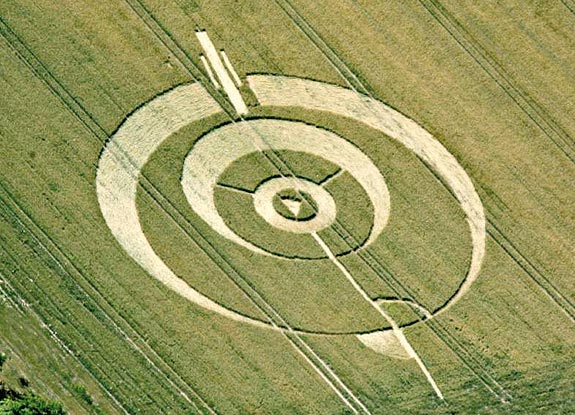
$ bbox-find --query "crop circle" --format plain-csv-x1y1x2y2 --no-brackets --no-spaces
97,76,485,334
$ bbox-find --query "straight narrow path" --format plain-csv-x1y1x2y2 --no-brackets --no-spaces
311,232,444,400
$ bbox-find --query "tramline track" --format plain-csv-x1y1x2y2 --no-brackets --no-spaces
1,24,220,414
419,0,575,162
0,183,216,414
267,0,512,402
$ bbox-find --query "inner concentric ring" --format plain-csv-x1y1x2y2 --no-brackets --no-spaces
181,119,390,258
253,177,337,233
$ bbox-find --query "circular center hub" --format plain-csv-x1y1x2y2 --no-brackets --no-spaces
253,177,336,233
272,189,317,221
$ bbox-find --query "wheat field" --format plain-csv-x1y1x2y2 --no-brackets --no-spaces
1,0,574,414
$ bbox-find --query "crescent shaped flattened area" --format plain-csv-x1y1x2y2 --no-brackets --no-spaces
95,83,275,331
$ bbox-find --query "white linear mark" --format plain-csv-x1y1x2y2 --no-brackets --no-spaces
319,168,344,187
199,55,220,89
220,50,242,86
311,232,445,400
289,334,371,414
286,335,359,414
215,183,253,194
196,31,248,115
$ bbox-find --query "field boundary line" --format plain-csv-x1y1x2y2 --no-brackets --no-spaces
0,241,191,414
0,240,188,414
0,335,104,415
0,237,157,413
5,1,552,412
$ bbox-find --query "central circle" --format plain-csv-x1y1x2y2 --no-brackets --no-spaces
272,189,317,221
253,177,337,233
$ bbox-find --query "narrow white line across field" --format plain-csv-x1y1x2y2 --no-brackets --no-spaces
286,336,360,414
0,279,22,311
220,50,242,86
0,259,132,415
311,232,444,400
199,55,220,89
319,168,344,187
196,31,248,115
214,183,253,194
290,331,373,414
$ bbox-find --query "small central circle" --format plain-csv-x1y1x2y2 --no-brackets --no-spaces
253,177,336,234
272,189,317,222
